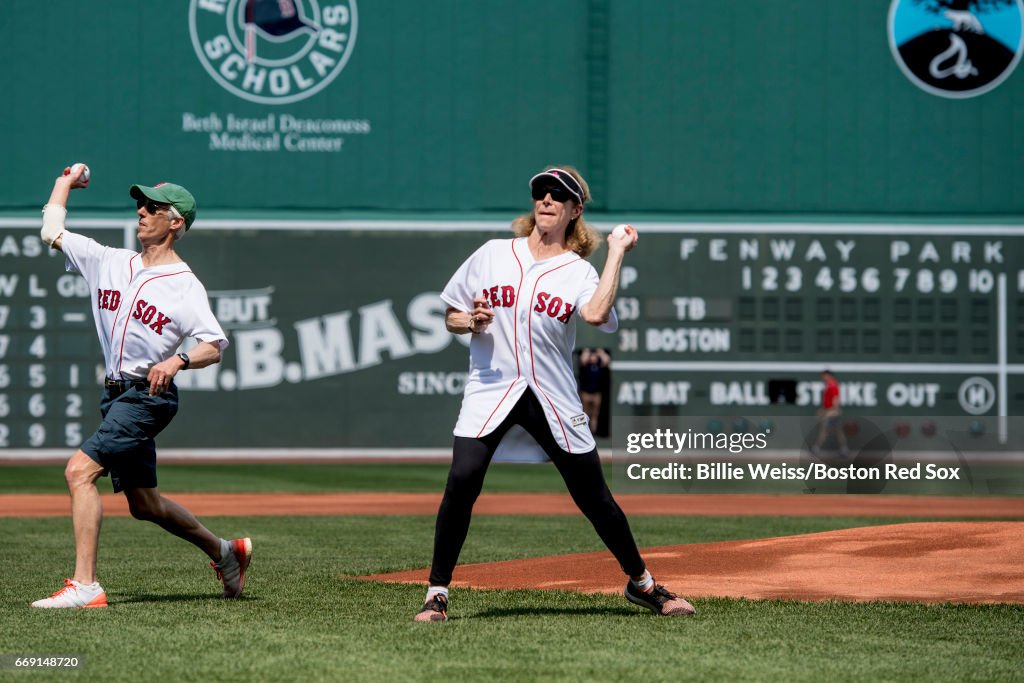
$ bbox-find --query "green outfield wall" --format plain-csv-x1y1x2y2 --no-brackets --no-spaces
0,221,1021,452
1,2,1022,453
1,0,1021,215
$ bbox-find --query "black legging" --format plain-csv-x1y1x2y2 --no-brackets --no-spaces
428,388,646,586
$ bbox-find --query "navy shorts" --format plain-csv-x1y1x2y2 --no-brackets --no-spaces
80,382,179,493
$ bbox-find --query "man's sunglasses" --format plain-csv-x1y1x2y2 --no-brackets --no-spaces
136,198,171,215
531,185,575,203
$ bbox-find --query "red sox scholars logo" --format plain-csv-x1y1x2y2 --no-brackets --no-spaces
189,0,358,105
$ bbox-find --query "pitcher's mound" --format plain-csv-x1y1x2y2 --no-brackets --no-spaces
365,521,1024,604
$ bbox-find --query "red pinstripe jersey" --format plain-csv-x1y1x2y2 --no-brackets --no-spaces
61,231,228,380
441,238,617,454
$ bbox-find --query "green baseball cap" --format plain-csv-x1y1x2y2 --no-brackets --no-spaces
130,182,197,230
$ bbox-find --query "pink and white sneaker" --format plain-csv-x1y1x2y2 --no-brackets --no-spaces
624,580,696,616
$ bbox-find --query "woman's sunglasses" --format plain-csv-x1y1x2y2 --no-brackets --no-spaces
531,185,575,203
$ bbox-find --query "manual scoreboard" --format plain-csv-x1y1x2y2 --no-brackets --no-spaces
0,227,112,450
1,221,1021,451
606,224,1022,421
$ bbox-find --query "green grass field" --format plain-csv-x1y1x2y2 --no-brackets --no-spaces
1,464,1022,682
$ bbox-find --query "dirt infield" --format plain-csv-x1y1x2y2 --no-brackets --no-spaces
2,492,1023,518
5,493,1022,605
366,521,1024,605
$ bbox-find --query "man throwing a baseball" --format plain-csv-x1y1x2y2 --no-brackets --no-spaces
31,164,251,608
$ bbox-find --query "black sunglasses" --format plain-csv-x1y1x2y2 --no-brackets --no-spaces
531,185,575,203
136,198,171,214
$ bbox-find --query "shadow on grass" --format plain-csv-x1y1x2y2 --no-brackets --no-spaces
472,605,637,619
115,593,256,605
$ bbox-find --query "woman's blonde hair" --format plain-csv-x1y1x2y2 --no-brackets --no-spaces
512,165,601,258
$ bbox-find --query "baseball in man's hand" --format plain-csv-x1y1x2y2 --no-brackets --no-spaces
612,224,631,239
68,163,90,185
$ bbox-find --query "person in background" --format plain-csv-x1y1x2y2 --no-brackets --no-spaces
812,369,848,458
578,347,611,436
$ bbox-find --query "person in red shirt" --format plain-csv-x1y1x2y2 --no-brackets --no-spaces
812,369,848,457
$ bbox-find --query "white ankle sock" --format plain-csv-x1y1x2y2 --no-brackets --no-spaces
631,570,655,592
426,586,449,602
219,538,231,564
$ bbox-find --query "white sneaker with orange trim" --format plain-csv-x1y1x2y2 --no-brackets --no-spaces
31,579,108,609
212,537,252,598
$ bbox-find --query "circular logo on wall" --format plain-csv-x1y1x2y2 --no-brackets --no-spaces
189,0,358,105
958,376,995,415
888,0,1023,98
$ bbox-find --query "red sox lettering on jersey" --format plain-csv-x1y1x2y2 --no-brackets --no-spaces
133,300,173,335
534,292,576,323
97,289,121,311
62,232,228,380
442,238,617,454
482,285,515,308
482,285,576,324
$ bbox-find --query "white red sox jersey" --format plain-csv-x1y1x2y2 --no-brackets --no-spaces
61,231,228,380
441,237,617,454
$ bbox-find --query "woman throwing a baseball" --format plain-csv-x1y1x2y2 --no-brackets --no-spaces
415,166,695,622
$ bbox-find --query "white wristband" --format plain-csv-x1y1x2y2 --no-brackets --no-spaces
41,204,67,246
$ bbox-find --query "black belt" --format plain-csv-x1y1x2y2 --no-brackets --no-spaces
104,377,150,393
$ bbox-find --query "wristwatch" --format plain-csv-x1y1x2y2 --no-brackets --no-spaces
177,352,190,369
